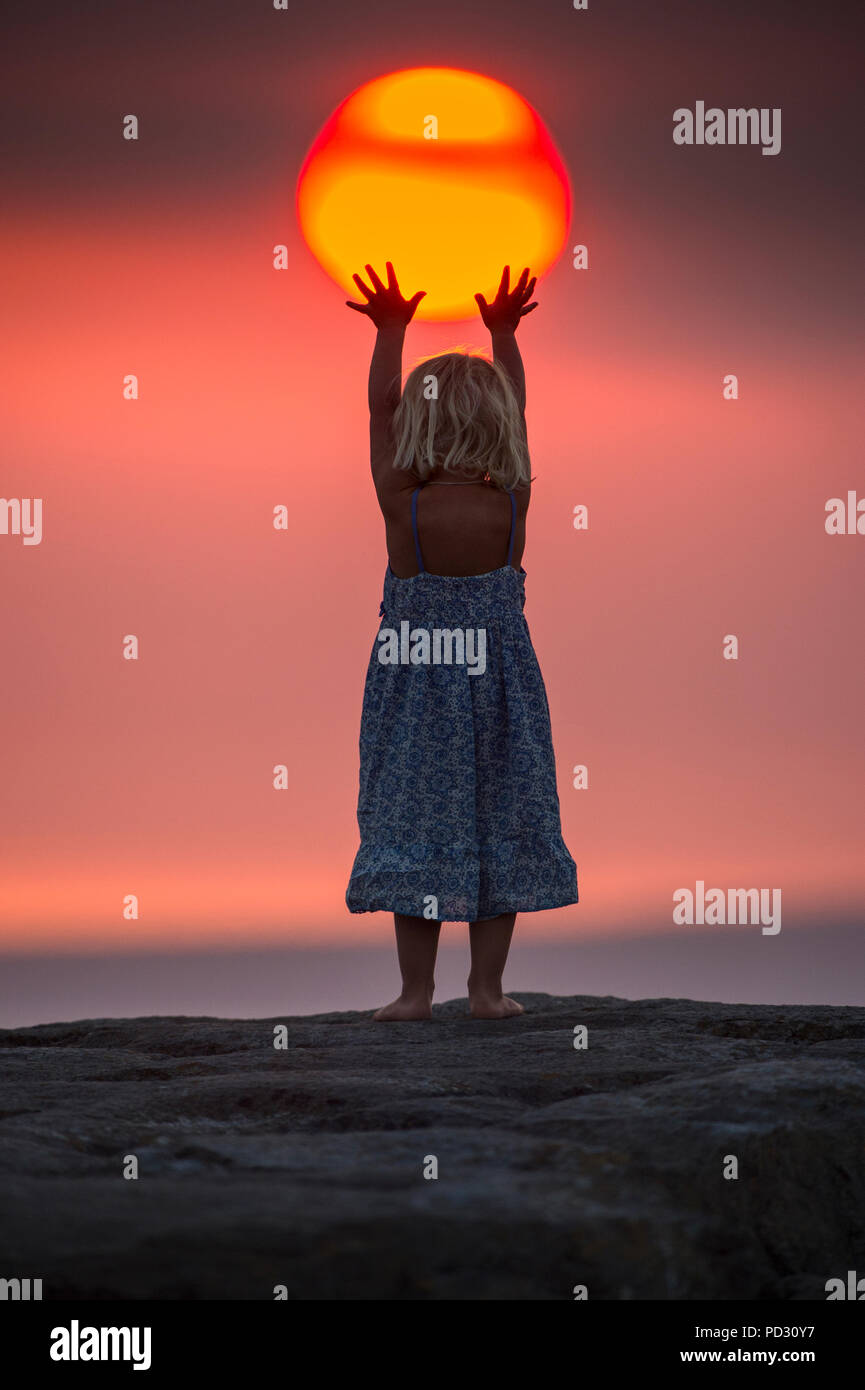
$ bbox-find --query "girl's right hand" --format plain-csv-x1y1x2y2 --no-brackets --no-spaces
475,265,538,333
346,262,426,329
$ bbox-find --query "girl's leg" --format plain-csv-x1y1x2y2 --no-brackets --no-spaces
467,913,524,1019
373,912,441,1021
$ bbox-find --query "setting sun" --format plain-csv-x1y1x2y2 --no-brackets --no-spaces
296,67,571,320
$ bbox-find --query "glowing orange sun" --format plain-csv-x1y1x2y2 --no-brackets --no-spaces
297,67,571,321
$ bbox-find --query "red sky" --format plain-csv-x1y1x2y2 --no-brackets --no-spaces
1,0,862,955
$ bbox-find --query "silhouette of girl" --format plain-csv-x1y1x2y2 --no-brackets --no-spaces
345,263,578,1019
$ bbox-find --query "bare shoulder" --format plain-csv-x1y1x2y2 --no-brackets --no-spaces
376,472,419,518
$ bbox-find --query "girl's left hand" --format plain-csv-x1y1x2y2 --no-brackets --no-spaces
346,262,426,329
475,265,538,333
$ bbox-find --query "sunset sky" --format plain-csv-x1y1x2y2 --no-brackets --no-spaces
1,1,862,1002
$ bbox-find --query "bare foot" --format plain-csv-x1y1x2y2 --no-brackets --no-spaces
373,992,433,1022
468,994,525,1020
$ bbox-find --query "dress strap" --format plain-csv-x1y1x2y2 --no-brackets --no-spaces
507,490,517,567
410,487,425,573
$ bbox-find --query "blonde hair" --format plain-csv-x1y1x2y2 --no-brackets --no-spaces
391,350,531,491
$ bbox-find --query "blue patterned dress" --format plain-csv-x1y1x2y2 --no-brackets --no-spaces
346,487,579,921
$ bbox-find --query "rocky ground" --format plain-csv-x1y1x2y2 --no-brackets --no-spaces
1,993,864,1300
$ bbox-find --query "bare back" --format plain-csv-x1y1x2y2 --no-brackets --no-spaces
382,481,530,579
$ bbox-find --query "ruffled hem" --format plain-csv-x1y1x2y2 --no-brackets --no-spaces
346,892,579,920
345,836,578,921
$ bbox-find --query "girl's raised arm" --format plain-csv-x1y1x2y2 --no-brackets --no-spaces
347,263,426,499
475,265,537,414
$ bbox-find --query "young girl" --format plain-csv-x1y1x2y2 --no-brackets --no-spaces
345,263,578,1020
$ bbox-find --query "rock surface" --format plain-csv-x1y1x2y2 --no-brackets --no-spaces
2,993,864,1300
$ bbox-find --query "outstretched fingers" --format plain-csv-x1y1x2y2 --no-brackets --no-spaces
492,264,536,308
352,271,375,301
